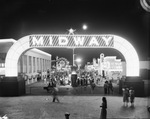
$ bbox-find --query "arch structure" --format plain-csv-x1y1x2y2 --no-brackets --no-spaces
5,34,139,77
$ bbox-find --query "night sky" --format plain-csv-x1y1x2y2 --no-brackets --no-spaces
0,0,149,66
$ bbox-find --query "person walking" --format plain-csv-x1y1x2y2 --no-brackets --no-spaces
52,86,60,103
100,97,107,119
129,87,135,107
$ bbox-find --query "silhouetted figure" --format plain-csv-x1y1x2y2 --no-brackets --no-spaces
129,87,135,107
52,87,59,103
47,69,50,78
90,81,96,94
104,81,108,94
77,77,80,86
100,97,107,119
108,80,113,94
122,87,129,107
81,78,84,86
37,74,41,81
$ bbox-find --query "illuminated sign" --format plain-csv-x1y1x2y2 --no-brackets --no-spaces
57,57,68,68
5,34,139,77
108,62,122,71
103,57,122,71
29,35,114,48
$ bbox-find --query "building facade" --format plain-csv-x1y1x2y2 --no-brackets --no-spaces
0,39,51,85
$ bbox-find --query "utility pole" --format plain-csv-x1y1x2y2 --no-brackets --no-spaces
73,48,75,66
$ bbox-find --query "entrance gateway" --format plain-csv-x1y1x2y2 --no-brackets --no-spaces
1,34,140,96
5,34,139,77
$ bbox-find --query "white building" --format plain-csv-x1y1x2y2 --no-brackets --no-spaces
85,54,150,80
0,39,51,85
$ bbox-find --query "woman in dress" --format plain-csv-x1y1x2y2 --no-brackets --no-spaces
100,97,107,119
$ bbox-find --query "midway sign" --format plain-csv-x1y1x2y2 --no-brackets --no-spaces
29,35,114,48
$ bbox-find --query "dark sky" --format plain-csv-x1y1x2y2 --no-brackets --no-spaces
0,0,149,66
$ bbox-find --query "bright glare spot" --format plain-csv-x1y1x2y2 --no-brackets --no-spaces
82,24,87,30
71,71,77,74
76,58,82,63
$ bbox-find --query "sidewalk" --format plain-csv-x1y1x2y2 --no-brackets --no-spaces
26,81,120,96
0,95,149,119
0,81,149,119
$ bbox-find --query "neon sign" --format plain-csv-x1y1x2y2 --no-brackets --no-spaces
108,62,122,71
5,34,139,77
57,57,68,68
103,57,123,71
29,35,114,48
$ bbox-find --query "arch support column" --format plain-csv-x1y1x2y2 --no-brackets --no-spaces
5,36,30,77
0,77,25,96
0,36,30,96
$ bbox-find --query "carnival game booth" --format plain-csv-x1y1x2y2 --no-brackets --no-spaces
0,39,51,96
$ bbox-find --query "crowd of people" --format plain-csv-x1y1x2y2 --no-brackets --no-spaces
104,80,113,94
43,69,118,96
42,69,136,119
99,86,135,119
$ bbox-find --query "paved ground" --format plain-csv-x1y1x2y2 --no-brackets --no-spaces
0,81,150,119
0,96,150,119
25,81,120,96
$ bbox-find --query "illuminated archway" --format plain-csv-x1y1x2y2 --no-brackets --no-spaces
5,34,139,77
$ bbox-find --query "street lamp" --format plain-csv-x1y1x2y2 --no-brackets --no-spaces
73,48,75,66
75,58,82,70
82,24,88,30
76,58,82,63
75,58,82,78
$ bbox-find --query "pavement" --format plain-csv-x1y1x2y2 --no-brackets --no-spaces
25,81,120,96
0,81,150,119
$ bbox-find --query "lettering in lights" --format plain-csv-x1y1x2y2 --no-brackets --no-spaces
5,34,139,77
